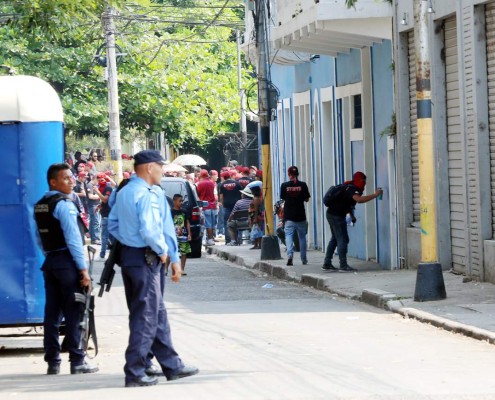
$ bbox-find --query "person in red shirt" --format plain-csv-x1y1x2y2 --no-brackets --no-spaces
196,169,217,246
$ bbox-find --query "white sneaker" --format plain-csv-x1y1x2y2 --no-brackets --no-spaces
206,239,215,246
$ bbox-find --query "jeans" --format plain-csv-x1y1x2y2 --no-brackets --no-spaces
284,220,307,262
88,204,101,242
217,204,225,235
203,209,218,229
100,217,112,257
324,212,349,267
223,207,232,243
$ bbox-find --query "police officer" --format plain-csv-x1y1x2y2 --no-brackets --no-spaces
108,150,199,388
34,163,98,375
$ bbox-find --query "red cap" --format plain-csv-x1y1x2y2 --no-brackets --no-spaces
288,166,299,176
78,172,86,178
256,170,263,178
243,167,250,174
200,169,209,178
221,171,230,179
235,165,243,172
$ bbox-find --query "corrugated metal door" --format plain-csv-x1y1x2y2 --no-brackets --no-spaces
408,31,420,223
445,15,467,272
486,2,495,237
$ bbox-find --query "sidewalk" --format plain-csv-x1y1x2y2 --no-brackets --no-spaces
207,243,495,344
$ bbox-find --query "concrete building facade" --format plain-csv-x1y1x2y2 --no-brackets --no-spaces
394,0,495,282
243,0,398,269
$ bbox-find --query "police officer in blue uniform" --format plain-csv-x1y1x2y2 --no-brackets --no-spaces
34,163,98,375
108,150,199,387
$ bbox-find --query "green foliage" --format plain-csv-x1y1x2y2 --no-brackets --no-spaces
0,0,253,151
380,113,396,138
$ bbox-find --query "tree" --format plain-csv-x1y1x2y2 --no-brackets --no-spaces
0,0,253,151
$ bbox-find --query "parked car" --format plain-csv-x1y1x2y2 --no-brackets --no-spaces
160,177,205,258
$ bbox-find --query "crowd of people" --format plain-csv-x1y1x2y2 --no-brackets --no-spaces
68,151,132,259
186,161,264,249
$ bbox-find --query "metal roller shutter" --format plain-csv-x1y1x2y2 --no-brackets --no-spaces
486,2,495,236
445,15,467,272
408,31,420,223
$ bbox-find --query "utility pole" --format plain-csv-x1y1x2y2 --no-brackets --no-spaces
102,6,123,181
236,30,248,166
256,0,281,260
413,0,446,301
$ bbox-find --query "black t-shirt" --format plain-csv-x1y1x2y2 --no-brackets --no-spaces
171,208,189,238
99,186,113,217
85,181,100,207
280,179,311,222
327,184,363,217
74,180,88,211
237,176,252,188
219,179,242,209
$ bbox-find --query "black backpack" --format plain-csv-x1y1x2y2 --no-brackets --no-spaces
323,184,349,207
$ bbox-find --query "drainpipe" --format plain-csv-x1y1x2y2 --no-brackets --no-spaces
413,0,446,301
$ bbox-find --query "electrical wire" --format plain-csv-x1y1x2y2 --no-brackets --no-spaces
143,0,233,67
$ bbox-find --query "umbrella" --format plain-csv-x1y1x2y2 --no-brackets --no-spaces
162,163,187,173
171,154,206,166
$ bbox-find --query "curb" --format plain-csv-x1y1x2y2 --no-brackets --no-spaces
208,246,495,345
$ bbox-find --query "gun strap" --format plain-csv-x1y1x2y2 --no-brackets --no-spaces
86,295,98,358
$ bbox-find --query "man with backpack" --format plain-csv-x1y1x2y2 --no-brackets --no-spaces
323,171,383,272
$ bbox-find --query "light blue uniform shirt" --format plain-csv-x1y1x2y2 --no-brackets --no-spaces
37,191,87,271
108,176,180,264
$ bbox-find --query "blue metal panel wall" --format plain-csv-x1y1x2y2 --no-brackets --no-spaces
0,121,64,325
371,40,394,268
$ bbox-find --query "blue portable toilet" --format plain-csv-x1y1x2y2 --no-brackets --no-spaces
0,75,64,326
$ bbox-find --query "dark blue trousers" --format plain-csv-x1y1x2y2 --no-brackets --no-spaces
42,250,85,367
120,246,184,382
223,207,232,243
324,212,349,267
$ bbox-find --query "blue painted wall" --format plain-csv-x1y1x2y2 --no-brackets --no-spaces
371,40,394,269
348,141,366,260
336,48,362,86
271,64,295,99
269,43,394,268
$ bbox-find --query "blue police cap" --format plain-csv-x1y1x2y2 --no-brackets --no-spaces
133,150,166,166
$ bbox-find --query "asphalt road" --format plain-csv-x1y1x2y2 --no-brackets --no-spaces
1,254,495,399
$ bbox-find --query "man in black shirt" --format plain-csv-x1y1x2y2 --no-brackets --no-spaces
280,166,310,266
323,171,382,272
219,171,242,244
237,167,253,188
95,176,113,259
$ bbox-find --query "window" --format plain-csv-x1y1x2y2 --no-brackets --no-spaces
352,94,362,129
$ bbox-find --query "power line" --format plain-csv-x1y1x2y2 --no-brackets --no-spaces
143,0,233,67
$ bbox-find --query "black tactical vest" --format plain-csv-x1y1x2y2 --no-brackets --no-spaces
34,193,84,252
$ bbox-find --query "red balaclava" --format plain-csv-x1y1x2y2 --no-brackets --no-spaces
97,173,107,192
349,171,367,191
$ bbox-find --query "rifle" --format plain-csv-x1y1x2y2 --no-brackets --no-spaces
98,240,122,297
75,245,98,357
